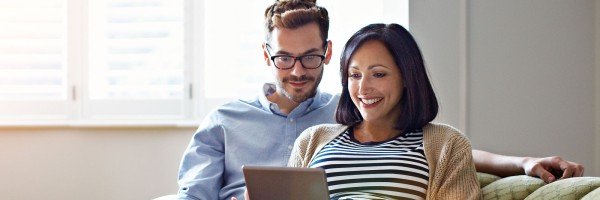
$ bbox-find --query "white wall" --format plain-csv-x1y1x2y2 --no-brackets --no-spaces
0,1,598,200
0,127,192,200
412,0,597,176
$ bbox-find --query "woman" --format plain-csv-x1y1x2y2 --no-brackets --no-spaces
288,23,482,199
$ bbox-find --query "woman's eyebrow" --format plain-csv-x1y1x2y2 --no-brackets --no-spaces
349,64,388,70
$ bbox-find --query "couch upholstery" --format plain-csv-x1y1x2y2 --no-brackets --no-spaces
478,172,600,200
155,173,600,200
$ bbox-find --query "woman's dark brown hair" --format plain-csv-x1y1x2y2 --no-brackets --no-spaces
336,23,438,133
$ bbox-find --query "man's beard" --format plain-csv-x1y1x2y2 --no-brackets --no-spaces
276,72,323,103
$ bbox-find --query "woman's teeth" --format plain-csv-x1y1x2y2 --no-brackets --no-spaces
361,98,382,105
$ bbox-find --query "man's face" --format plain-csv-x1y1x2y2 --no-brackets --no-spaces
263,22,332,103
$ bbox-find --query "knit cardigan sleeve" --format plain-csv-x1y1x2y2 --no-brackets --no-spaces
424,123,482,200
287,127,311,167
287,124,348,167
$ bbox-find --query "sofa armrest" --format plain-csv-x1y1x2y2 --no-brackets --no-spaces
478,172,600,200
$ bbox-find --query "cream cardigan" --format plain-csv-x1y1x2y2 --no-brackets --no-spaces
287,123,482,200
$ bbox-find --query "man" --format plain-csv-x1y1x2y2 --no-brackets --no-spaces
177,1,584,199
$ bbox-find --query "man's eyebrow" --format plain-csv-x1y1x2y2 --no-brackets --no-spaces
274,48,322,56
302,48,321,55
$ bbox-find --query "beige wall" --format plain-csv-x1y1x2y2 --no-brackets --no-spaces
596,0,600,177
413,0,598,176
468,0,595,172
410,0,463,129
0,127,192,200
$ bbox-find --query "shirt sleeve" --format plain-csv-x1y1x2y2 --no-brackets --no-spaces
177,110,225,200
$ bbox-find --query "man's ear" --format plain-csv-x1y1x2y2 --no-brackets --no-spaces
323,40,333,65
262,43,271,66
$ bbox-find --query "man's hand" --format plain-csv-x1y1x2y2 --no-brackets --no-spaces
231,189,250,200
522,156,584,183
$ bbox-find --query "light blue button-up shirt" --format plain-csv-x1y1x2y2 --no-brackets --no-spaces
177,84,339,200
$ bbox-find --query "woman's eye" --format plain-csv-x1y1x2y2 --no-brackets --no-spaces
374,72,386,78
349,73,361,79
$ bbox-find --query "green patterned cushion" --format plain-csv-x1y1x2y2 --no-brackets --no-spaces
482,175,545,200
581,187,600,200
524,177,600,200
478,172,502,188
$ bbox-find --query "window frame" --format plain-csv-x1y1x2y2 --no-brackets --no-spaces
0,0,408,127
0,0,199,127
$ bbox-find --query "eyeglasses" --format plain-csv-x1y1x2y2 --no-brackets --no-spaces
265,44,327,70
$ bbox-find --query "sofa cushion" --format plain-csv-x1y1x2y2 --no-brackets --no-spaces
524,177,600,200
478,172,501,188
482,175,545,200
581,187,600,200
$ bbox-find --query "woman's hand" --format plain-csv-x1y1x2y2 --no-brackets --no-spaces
522,156,584,183
472,150,585,183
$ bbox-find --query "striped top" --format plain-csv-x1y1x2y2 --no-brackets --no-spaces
308,127,429,200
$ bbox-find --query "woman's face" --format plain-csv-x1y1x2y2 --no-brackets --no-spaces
348,40,404,124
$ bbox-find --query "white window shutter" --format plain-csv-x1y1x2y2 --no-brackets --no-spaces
85,0,187,119
0,0,72,119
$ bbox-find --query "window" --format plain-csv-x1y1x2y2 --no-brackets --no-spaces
0,0,408,125
86,0,186,119
203,0,409,99
0,0,69,119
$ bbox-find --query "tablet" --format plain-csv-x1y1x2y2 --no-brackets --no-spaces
242,166,330,200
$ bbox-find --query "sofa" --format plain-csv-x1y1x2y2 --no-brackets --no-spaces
155,173,600,200
477,172,600,199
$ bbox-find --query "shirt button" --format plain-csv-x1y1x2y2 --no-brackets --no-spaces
289,118,294,122
288,145,293,150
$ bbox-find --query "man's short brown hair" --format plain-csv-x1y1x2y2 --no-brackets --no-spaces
264,0,329,45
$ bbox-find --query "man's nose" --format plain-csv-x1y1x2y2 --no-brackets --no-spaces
289,60,307,76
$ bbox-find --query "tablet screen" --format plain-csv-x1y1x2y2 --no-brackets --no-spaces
242,166,330,200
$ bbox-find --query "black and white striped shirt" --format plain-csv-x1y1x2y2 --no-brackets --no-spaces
308,128,429,200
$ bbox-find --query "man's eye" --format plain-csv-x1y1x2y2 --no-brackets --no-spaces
303,55,317,61
277,57,292,62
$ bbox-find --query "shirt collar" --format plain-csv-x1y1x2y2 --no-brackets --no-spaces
258,83,326,117
258,83,276,112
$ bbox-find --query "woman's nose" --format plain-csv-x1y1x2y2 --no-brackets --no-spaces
357,77,372,94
